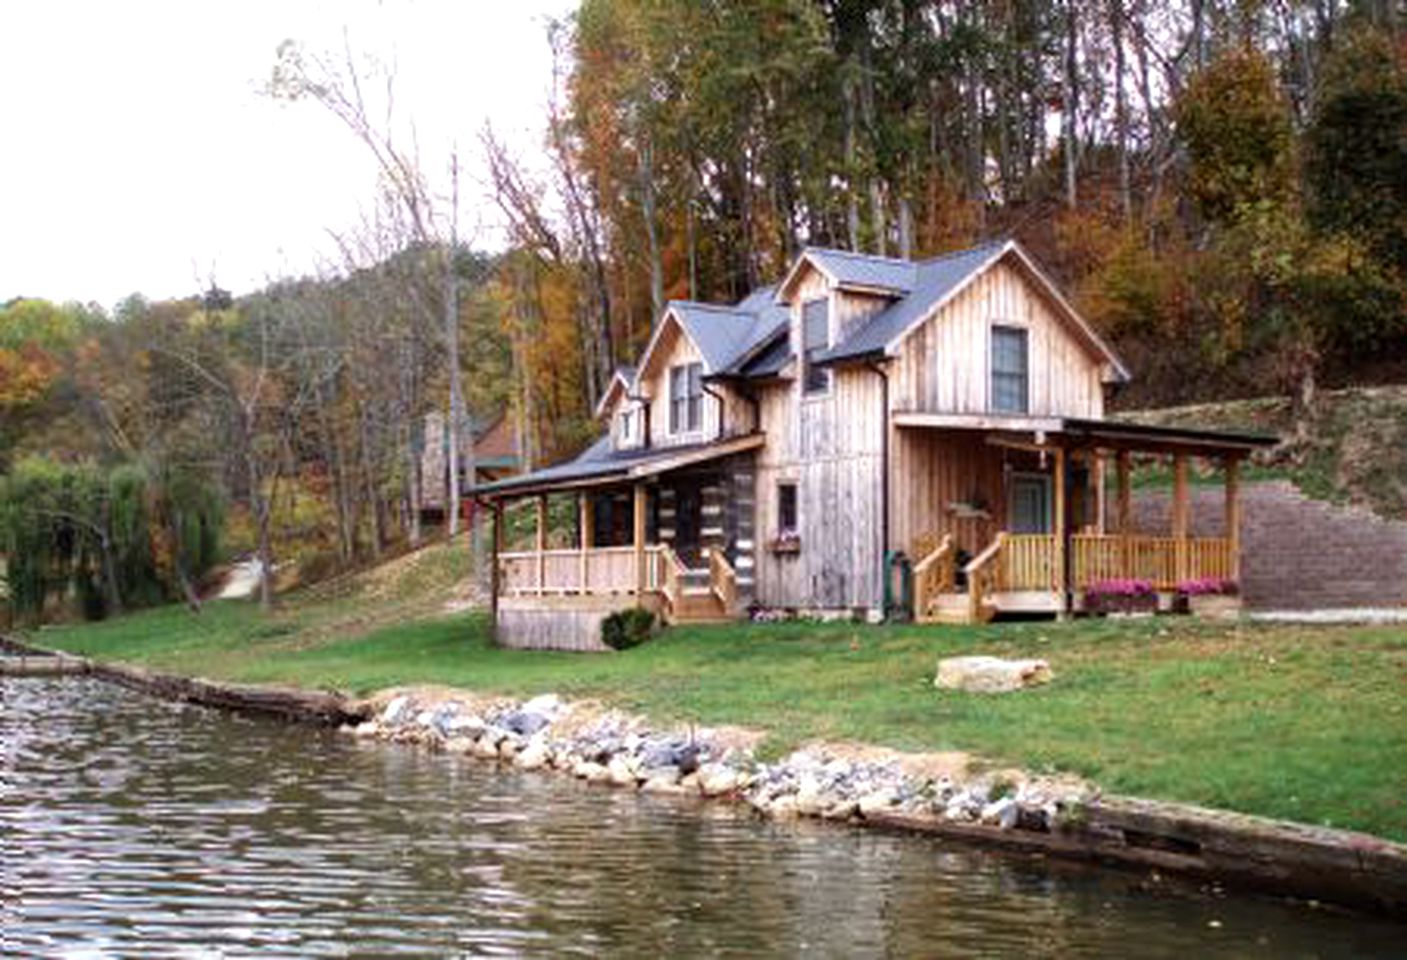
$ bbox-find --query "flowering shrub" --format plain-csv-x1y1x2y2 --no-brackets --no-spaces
1176,577,1238,597
1084,578,1157,615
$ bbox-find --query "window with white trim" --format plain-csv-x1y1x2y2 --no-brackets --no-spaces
802,298,830,394
990,325,1029,414
669,362,702,433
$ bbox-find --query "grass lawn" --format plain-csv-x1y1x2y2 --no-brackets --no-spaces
23,541,1407,842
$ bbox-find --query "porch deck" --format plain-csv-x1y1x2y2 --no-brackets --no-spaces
914,532,1236,624
496,543,740,629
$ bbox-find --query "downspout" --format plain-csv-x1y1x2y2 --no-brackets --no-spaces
868,360,892,615
701,382,729,441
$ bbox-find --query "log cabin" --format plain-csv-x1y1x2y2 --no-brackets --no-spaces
474,240,1274,650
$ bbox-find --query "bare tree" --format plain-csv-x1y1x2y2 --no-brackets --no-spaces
270,38,476,551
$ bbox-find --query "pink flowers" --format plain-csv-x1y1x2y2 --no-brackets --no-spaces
1177,577,1238,597
1087,578,1155,598
1084,578,1157,615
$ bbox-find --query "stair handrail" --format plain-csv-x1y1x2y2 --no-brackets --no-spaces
707,547,738,614
912,534,955,619
963,533,1006,623
657,544,687,614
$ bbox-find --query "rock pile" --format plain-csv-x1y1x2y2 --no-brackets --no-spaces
348,690,1094,837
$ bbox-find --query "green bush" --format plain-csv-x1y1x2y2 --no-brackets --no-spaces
600,607,657,651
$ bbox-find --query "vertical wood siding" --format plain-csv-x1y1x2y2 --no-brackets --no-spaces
753,266,886,611
889,260,1105,418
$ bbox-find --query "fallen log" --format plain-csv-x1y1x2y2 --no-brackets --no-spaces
1,634,368,727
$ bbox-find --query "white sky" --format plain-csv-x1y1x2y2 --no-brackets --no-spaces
0,0,573,308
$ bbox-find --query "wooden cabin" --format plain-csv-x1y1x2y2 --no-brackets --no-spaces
475,240,1273,649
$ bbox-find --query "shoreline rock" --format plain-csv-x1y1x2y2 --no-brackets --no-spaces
346,688,1092,839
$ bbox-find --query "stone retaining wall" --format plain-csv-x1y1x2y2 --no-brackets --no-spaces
1133,481,1407,610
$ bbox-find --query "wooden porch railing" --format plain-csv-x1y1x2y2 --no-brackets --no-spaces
501,545,656,597
912,534,955,620
707,548,738,614
964,534,1005,623
914,530,1236,618
656,544,687,613
999,534,1059,591
1072,535,1233,591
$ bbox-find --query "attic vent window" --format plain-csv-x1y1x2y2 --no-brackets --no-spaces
802,298,831,395
669,362,702,434
991,325,1029,414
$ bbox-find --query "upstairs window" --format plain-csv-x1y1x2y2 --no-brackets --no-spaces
669,362,702,434
990,325,1029,414
801,298,831,395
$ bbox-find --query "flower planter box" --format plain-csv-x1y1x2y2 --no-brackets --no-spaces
1188,594,1242,620
768,537,801,556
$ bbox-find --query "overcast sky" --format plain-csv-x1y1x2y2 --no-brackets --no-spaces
0,0,573,308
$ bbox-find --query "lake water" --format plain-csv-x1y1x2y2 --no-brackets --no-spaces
2,677,1400,957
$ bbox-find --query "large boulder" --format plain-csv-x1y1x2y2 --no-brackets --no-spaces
934,656,1053,694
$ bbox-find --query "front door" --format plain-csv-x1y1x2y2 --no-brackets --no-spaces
1009,473,1052,534
672,484,703,566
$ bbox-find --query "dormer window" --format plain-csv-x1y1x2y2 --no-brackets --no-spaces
991,325,1029,414
618,405,639,445
802,298,830,395
669,362,702,434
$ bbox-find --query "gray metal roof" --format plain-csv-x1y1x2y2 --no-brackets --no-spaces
472,435,658,495
667,301,768,373
472,435,752,497
817,240,1009,364
803,247,918,294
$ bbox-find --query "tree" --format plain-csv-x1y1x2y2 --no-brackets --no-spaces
1305,21,1407,270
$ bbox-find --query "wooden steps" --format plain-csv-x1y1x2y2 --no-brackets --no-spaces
668,590,732,624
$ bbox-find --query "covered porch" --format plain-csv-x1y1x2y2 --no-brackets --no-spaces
893,414,1274,624
478,435,761,650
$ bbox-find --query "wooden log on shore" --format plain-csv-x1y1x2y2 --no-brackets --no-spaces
867,796,1407,917
1,634,368,727
0,655,90,677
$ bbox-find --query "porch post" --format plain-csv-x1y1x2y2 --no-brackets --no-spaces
1092,450,1106,533
1172,453,1190,585
1225,456,1242,584
579,492,593,595
1116,451,1132,533
633,482,648,599
1116,450,1133,575
489,499,501,640
1053,445,1068,615
535,493,547,594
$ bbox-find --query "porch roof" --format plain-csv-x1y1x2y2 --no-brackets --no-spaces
472,433,765,500
891,411,1277,456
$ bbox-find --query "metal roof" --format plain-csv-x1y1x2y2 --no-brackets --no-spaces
816,241,1009,364
472,435,763,498
799,247,918,294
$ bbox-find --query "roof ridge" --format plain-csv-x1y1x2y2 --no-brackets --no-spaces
669,299,750,314
804,245,917,267
916,237,1011,266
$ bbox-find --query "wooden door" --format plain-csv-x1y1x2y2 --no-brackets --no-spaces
1008,473,1052,534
